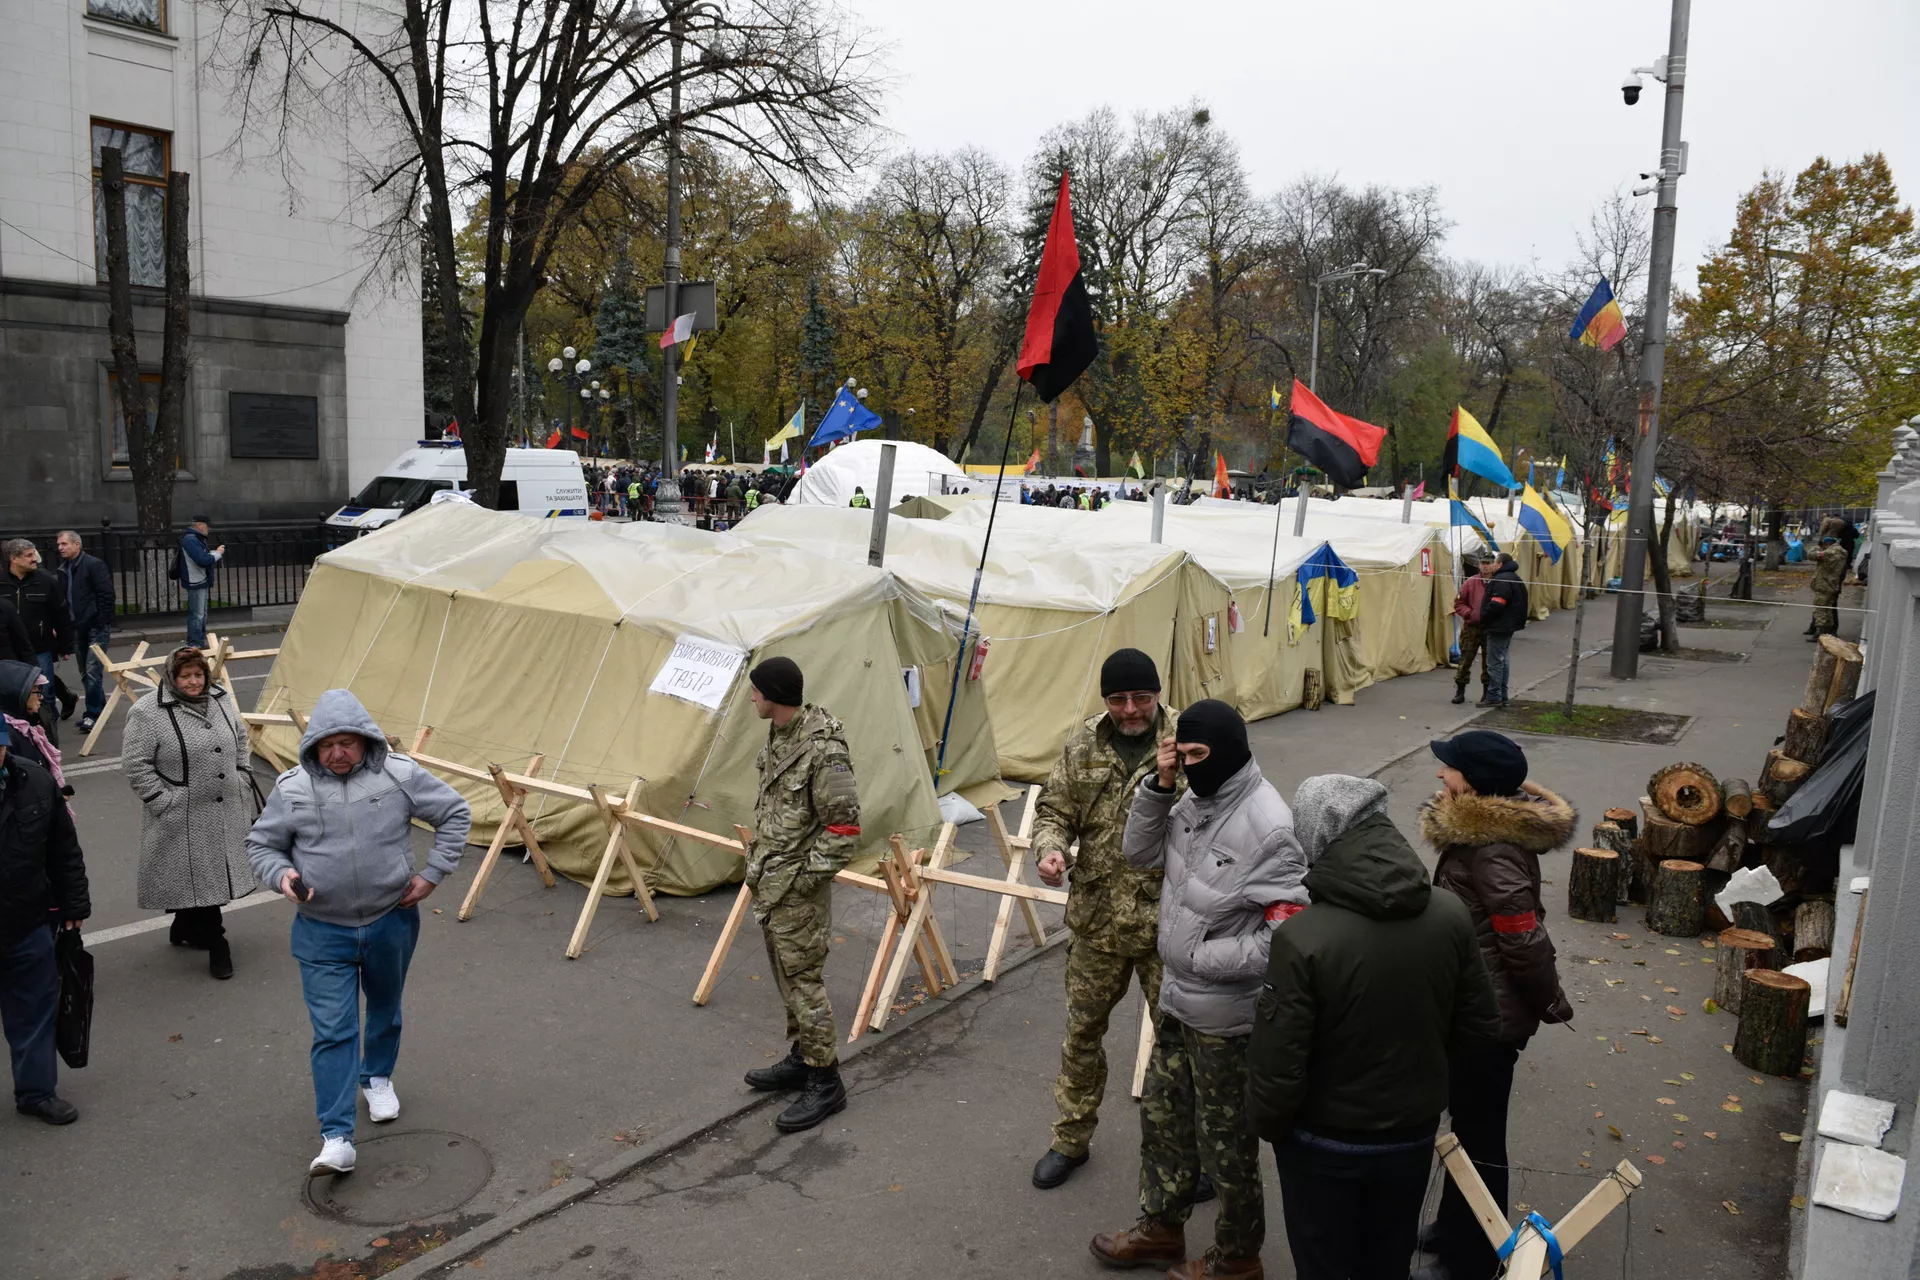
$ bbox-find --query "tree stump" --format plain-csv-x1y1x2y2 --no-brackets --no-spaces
1593,821,1637,903
1704,823,1746,875
1766,758,1812,809
1765,846,1806,898
1794,897,1836,962
1646,859,1705,937
1781,707,1828,767
1826,639,1864,709
1642,805,1714,864
1568,848,1620,922
1604,807,1639,838
1721,779,1754,820
1800,637,1850,715
1746,794,1776,845
1714,928,1776,1015
1650,762,1723,825
1734,970,1812,1076
1302,667,1324,711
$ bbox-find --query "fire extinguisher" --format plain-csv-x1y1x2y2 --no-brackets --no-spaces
967,635,991,681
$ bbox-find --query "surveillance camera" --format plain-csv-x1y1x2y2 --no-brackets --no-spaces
1621,73,1643,106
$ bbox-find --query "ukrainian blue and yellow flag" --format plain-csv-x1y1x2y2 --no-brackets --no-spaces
1289,544,1360,642
1270,384,1283,412
1570,278,1628,351
1517,484,1573,565
1443,407,1516,491
1448,477,1499,553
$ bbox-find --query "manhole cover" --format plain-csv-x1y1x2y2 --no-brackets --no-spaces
303,1130,493,1225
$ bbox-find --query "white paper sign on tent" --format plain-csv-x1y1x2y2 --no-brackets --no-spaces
648,637,748,711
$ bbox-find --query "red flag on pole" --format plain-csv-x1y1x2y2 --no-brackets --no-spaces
545,429,562,449
1016,172,1098,404
1214,452,1231,498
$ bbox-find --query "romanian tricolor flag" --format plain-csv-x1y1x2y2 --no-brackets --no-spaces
1443,407,1516,491
1517,484,1574,565
1282,380,1385,489
1570,278,1628,351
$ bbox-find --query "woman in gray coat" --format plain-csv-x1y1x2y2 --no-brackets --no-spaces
1089,699,1307,1280
122,646,255,978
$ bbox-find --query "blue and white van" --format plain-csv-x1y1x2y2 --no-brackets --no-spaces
326,442,590,536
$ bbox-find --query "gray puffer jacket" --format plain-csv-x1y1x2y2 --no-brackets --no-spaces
246,689,472,928
1124,759,1308,1037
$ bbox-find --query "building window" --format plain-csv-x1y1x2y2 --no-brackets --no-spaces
92,121,169,288
86,0,165,31
107,369,174,470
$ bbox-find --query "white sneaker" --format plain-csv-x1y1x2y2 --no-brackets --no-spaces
363,1076,400,1123
309,1136,356,1176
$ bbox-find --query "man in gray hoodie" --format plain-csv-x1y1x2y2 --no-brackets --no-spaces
246,689,471,1176
1090,700,1306,1280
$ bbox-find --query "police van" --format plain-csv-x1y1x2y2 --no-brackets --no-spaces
325,442,590,536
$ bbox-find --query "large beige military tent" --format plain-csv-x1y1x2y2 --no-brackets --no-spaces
733,504,1236,781
253,504,997,897
930,499,1339,719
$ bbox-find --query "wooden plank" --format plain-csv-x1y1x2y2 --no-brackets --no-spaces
1542,1159,1641,1258
456,794,521,922
78,639,149,757
616,806,747,852
919,824,961,987
410,725,435,754
919,865,1069,906
871,837,950,1032
848,912,903,1042
986,796,1048,947
694,887,755,1006
1130,994,1155,1099
1435,1132,1513,1252
596,781,658,923
565,787,632,959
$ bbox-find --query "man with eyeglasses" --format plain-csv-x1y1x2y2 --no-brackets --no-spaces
1029,648,1181,1191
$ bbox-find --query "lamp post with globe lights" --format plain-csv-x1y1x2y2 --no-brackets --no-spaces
546,347,594,451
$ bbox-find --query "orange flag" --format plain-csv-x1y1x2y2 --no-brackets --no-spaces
1025,447,1042,474
1213,452,1231,498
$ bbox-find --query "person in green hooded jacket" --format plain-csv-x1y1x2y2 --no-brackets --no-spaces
1247,774,1500,1280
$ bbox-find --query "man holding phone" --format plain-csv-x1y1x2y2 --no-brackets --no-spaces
246,689,471,1177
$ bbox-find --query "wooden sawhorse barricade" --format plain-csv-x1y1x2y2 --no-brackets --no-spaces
82,633,278,756
1436,1132,1642,1276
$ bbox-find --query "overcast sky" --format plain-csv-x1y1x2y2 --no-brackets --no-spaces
847,0,1920,292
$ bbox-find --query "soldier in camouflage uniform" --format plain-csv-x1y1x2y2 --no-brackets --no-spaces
738,657,861,1133
1029,649,1180,1191
1809,524,1847,640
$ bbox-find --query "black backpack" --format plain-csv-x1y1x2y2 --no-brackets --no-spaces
166,546,185,582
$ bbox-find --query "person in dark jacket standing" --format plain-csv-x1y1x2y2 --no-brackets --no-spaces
1473,553,1528,708
1414,732,1575,1280
1,540,74,725
54,532,113,731
178,518,224,649
0,721,91,1124
1450,555,1494,706
1248,774,1500,1280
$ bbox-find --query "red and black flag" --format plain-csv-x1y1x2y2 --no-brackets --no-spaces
1017,172,1097,403
1282,379,1385,489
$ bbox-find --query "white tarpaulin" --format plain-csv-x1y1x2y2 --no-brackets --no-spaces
790,439,970,507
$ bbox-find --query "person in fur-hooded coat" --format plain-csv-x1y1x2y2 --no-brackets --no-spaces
1413,730,1575,1280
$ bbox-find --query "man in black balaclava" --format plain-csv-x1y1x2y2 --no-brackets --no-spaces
1092,698,1305,1277
1027,648,1184,1192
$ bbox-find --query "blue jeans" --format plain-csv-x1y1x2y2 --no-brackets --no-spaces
0,925,59,1107
291,907,420,1138
184,587,210,648
73,626,109,718
1484,632,1512,703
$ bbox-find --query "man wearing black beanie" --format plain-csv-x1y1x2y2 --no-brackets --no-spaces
1091,699,1306,1279
1028,648,1181,1192
739,656,862,1134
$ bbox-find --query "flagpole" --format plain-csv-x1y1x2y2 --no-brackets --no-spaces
1261,390,1295,637
935,379,1024,776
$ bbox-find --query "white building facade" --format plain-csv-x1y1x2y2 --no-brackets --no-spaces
0,0,420,528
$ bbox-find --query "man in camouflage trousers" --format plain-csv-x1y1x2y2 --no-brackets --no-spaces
739,657,861,1133
1029,649,1181,1191
1809,523,1847,640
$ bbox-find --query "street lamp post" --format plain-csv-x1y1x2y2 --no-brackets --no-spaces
1609,0,1692,679
1295,262,1385,536
546,347,593,453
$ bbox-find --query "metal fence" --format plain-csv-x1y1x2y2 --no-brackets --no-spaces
3,523,329,617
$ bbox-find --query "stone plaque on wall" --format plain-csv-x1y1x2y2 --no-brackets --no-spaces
228,392,320,459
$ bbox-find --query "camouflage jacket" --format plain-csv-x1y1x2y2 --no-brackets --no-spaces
1811,542,1847,599
749,704,861,911
1031,705,1181,955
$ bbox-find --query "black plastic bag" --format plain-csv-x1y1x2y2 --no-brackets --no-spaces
1769,690,1875,845
54,927,94,1070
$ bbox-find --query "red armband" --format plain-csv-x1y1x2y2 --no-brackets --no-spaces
1265,901,1305,923
1490,910,1537,934
825,824,861,836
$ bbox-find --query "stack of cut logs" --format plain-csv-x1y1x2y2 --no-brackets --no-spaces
1565,633,1864,1078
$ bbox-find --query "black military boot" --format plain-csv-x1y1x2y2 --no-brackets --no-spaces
744,1043,809,1092
774,1062,847,1133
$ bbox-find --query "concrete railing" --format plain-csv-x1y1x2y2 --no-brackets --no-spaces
1795,415,1920,1278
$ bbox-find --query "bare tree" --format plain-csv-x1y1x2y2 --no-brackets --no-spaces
101,148,192,533
213,0,881,505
